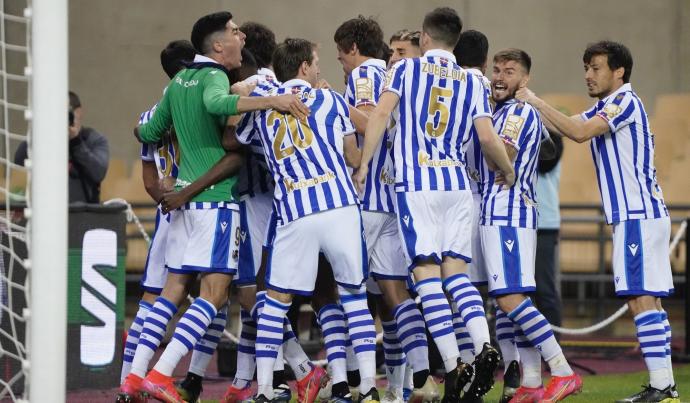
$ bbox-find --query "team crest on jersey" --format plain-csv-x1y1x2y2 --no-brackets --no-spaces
355,78,373,103
502,114,525,143
602,103,622,120
439,57,448,67
521,192,537,207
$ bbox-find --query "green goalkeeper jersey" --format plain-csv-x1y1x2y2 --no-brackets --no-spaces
139,59,240,203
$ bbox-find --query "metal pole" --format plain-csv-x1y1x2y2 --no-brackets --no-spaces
683,217,690,357
27,0,68,401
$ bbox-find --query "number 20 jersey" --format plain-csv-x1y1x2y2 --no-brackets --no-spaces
384,49,492,192
236,79,359,225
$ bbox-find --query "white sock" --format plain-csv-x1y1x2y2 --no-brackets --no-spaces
317,303,348,385
393,299,430,374
283,321,312,381
188,304,228,377
635,310,670,389
154,297,217,377
660,310,675,387
444,274,490,353
255,297,290,399
514,324,542,388
495,307,520,371
508,298,572,377
414,278,459,372
130,297,177,378
338,284,377,394
382,320,406,391
233,308,257,385
121,300,152,382
451,302,476,363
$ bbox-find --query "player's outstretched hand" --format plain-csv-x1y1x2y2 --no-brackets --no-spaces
515,86,536,104
352,166,368,194
271,94,310,120
231,80,257,97
160,189,189,214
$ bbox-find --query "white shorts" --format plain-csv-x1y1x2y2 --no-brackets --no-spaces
362,210,408,281
395,190,473,270
480,225,536,297
165,206,241,275
467,194,487,286
141,207,170,294
266,205,367,296
612,217,674,297
235,194,273,286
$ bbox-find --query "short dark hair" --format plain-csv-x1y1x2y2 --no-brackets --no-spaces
160,40,196,79
228,48,259,84
69,91,81,109
272,38,315,83
240,22,276,69
583,40,633,83
334,16,384,58
454,30,488,68
422,7,463,48
493,48,532,73
191,11,233,54
378,42,392,64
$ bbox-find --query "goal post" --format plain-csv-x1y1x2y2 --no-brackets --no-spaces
27,0,68,401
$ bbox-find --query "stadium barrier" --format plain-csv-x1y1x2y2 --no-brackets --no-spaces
1,203,126,395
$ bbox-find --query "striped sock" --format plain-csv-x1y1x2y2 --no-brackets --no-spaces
188,304,228,377
514,324,542,388
233,308,257,385
338,285,377,394
635,310,670,390
393,299,429,374
318,304,348,385
256,296,291,399
444,274,490,353
121,300,152,382
495,307,520,370
659,311,675,387
414,278,459,372
382,320,406,391
451,302,475,364
283,320,312,381
154,297,217,377
508,298,572,377
130,297,177,378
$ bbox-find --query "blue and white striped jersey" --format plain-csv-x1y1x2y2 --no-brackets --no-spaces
384,49,492,192
236,79,359,224
463,68,493,195
345,58,395,212
139,104,180,179
581,83,668,224
480,99,542,228
237,73,280,200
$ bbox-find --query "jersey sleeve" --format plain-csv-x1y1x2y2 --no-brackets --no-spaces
382,59,406,97
498,103,539,151
332,91,356,136
138,104,158,160
348,67,377,108
138,93,171,143
202,69,240,116
596,92,636,133
470,74,492,120
236,112,257,145
580,103,598,121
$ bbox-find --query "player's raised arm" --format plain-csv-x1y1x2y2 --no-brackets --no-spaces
516,87,609,143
